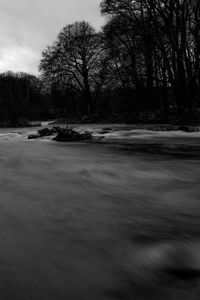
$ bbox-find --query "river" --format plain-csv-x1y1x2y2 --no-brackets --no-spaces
0,124,200,299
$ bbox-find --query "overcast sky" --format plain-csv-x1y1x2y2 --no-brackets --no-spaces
0,0,104,75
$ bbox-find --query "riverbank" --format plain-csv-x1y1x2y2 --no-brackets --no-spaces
50,120,200,133
0,120,42,128
49,110,200,127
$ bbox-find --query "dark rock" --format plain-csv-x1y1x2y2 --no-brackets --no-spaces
27,134,40,140
50,126,62,134
178,126,199,132
53,128,92,142
38,128,52,136
103,127,112,131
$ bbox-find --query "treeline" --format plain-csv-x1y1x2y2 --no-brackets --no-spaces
100,0,200,122
1,0,200,126
0,72,53,126
39,0,200,123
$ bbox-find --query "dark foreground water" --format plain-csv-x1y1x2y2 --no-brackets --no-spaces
0,125,200,299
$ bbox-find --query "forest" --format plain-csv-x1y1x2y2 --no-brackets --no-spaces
0,0,200,126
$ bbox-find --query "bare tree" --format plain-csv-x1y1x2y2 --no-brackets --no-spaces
40,21,103,115
101,0,200,116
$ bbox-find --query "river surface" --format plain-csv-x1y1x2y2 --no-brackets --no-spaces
0,124,200,299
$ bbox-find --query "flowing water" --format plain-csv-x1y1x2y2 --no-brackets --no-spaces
0,125,200,299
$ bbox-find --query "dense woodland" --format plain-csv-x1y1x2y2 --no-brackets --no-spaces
0,0,200,126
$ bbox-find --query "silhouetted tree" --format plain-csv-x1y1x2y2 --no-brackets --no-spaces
36,1,200,123
40,21,103,115
100,0,200,119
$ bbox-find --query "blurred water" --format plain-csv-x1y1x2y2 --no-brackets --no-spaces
0,125,200,299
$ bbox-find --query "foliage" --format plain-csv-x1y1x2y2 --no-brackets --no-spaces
0,72,45,125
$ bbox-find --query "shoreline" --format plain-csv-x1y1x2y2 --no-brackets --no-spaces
0,118,200,134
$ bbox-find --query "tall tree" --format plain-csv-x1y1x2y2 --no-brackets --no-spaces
40,21,103,115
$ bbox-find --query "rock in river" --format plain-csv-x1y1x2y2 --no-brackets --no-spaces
27,134,41,140
53,127,92,142
38,128,52,137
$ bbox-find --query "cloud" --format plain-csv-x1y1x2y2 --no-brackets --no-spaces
0,47,39,74
0,0,104,74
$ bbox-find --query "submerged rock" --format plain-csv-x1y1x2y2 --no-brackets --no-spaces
103,127,112,131
27,134,41,140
